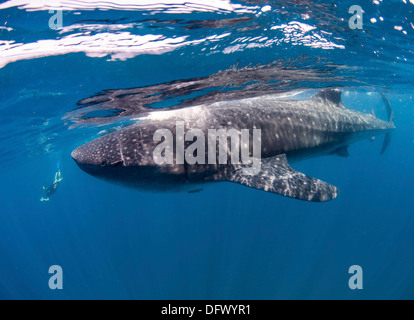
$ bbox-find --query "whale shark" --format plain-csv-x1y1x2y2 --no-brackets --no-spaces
71,89,395,202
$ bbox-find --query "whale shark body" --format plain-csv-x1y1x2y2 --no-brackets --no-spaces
71,89,394,202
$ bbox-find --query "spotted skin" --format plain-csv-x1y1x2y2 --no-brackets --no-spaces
72,89,394,202
223,154,339,202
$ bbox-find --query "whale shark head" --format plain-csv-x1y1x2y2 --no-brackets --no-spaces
71,137,121,181
72,123,147,172
71,124,188,190
72,134,147,188
72,140,105,169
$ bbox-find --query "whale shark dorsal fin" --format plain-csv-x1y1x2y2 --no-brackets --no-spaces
225,154,339,202
312,88,344,107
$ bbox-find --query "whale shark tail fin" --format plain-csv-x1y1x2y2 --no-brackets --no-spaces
380,133,392,155
224,154,339,202
380,94,394,155
381,93,394,124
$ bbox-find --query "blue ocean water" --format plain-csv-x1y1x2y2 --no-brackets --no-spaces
0,0,413,299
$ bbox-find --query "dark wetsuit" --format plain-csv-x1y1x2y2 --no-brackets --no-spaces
44,183,58,197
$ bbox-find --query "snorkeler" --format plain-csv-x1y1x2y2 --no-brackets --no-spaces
40,169,63,202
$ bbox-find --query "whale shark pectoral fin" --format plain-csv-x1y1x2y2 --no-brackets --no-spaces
330,145,349,158
226,154,339,202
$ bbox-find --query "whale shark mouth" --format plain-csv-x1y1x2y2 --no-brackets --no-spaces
72,161,105,176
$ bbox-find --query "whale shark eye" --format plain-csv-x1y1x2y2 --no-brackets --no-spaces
100,160,107,167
